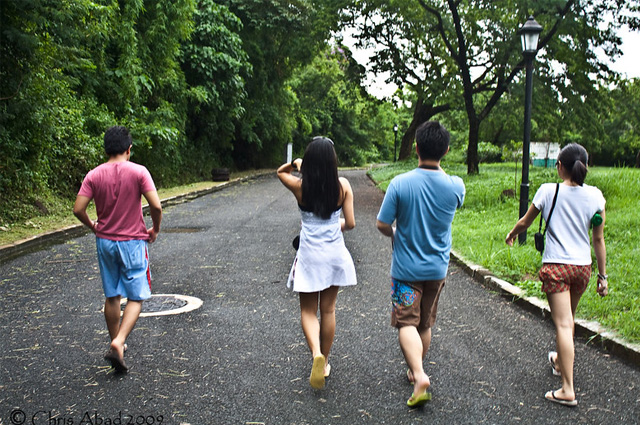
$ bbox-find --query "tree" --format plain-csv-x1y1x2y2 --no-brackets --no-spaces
0,0,198,220
220,0,350,168
288,46,379,165
346,0,456,160
100,0,196,184
0,0,114,212
347,0,639,173
596,78,640,166
180,0,251,174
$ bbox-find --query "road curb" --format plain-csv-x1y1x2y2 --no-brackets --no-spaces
0,171,272,263
451,249,640,367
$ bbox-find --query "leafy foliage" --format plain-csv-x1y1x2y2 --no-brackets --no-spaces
0,0,113,219
225,0,330,168
180,0,251,174
289,47,379,165
347,0,640,174
596,79,640,166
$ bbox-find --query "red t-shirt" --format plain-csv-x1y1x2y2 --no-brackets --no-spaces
78,161,156,241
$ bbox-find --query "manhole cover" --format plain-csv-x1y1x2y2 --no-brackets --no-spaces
119,294,203,317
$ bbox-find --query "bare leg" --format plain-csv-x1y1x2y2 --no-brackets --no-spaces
420,327,432,358
110,299,142,359
547,291,581,401
406,327,432,383
319,286,339,375
399,326,431,398
104,296,122,341
300,291,328,388
299,292,321,357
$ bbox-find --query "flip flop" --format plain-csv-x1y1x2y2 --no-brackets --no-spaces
104,349,129,373
545,390,577,407
407,391,432,408
406,369,415,385
324,363,331,378
548,351,561,376
309,355,325,389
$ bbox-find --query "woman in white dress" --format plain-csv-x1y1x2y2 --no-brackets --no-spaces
277,136,357,389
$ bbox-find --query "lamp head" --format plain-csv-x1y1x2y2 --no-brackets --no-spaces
519,16,543,53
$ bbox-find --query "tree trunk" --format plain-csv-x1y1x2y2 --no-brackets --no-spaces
398,121,419,160
467,119,480,174
398,97,449,160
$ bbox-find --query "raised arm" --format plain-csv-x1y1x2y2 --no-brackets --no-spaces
277,158,303,202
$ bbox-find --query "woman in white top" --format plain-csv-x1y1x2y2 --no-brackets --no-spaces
277,137,356,389
506,143,608,407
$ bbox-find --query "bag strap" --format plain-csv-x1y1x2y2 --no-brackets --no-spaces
539,183,560,235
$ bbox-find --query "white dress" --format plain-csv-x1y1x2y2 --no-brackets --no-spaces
287,207,357,292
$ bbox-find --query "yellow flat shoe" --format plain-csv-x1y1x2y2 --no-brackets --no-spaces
309,355,325,389
407,391,431,408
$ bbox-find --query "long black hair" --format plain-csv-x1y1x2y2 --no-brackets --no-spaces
558,143,588,186
301,137,342,219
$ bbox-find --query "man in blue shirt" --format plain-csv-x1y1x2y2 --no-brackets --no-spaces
376,121,465,407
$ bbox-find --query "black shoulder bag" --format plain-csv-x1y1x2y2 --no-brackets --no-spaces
534,183,560,254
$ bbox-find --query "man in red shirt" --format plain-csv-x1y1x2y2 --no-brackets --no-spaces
74,126,162,373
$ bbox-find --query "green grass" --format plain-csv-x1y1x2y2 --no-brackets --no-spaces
369,161,640,345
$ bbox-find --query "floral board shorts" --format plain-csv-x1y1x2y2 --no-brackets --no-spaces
390,278,446,331
539,263,591,295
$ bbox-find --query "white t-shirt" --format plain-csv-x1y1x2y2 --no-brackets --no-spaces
533,182,605,265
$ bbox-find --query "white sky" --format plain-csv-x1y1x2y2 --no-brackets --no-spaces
343,26,640,99
605,26,640,79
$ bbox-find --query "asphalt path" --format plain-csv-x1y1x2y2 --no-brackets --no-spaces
1,170,639,425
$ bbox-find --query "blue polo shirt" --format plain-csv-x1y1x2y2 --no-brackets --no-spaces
377,168,465,281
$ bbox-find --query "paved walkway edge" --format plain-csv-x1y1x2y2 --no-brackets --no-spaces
0,171,272,263
451,249,640,367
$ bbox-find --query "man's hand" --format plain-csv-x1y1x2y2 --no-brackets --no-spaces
147,227,159,243
143,190,162,244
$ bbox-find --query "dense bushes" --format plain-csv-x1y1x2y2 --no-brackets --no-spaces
0,0,396,223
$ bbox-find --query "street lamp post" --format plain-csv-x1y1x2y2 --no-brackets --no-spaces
393,123,399,162
518,16,543,245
